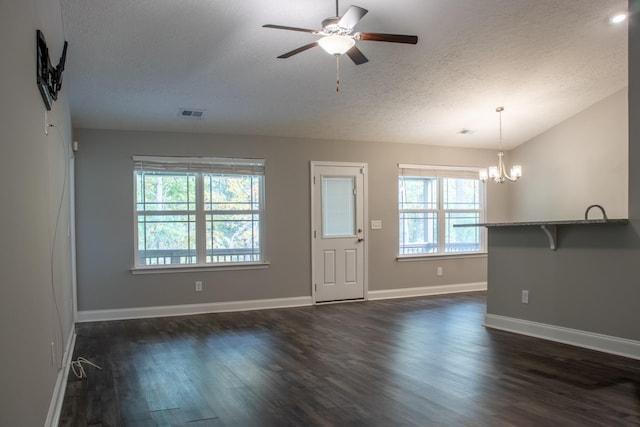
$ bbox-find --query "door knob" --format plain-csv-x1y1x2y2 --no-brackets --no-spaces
357,238,364,242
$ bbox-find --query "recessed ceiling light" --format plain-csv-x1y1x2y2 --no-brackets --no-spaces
610,13,628,24
457,128,475,135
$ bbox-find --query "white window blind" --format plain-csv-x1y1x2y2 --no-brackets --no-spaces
133,156,265,175
399,164,480,180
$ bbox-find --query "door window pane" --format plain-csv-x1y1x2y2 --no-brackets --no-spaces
322,177,355,237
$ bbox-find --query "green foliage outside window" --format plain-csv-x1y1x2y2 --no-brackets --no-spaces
135,170,263,266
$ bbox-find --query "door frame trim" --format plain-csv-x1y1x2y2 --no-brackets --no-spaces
310,161,369,304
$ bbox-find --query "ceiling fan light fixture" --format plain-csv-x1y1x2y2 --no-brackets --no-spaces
318,35,355,55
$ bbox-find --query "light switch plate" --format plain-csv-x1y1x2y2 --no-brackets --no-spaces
371,220,382,230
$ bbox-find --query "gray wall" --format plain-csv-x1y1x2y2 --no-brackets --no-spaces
74,129,509,311
486,1,640,342
0,0,75,425
510,88,628,221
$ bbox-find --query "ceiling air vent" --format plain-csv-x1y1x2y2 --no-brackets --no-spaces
457,128,475,135
178,108,206,118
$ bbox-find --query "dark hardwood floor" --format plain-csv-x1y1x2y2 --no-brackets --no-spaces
59,292,640,426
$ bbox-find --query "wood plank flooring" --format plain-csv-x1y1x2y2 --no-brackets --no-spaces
59,293,640,426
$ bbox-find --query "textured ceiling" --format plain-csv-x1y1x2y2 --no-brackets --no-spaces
60,0,628,149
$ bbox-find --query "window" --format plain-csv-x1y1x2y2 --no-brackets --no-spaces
398,165,485,257
133,156,265,268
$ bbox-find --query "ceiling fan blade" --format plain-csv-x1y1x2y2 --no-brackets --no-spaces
346,46,368,65
277,42,319,59
338,5,368,29
263,24,318,34
358,32,418,44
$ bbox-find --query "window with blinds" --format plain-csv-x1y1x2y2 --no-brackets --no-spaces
133,156,265,268
398,164,486,257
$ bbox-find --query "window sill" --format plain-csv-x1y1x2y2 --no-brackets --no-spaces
396,253,487,262
131,262,270,275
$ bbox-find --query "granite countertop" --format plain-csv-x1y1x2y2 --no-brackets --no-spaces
455,219,629,227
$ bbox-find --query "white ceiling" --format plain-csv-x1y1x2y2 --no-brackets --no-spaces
60,0,628,149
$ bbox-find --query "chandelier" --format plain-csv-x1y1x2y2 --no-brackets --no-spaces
479,107,522,183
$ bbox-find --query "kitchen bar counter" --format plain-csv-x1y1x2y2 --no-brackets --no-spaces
455,218,629,250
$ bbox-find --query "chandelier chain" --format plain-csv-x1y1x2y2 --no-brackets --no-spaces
499,109,503,150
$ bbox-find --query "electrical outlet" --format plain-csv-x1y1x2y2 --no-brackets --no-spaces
522,290,529,304
195,281,203,292
437,267,443,276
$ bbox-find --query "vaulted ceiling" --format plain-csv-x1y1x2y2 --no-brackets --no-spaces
60,0,628,149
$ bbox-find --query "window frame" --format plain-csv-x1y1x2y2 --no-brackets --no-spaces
132,156,267,272
398,164,487,259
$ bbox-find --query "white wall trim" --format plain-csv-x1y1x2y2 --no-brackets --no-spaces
45,329,77,427
77,296,313,322
77,283,488,322
368,282,487,301
485,314,640,361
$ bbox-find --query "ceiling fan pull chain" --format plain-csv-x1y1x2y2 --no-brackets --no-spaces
336,55,340,92
335,0,339,17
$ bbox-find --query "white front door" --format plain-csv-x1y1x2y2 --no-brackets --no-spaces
311,163,367,303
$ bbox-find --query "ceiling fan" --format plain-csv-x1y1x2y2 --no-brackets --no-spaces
263,1,418,88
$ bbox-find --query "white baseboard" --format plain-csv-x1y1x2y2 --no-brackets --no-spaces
485,314,640,360
77,296,313,322
368,282,487,301
45,328,77,427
